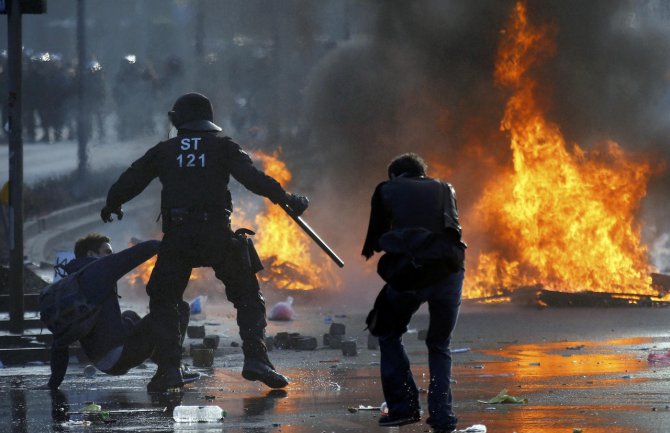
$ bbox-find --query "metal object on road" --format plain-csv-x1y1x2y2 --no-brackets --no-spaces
68,407,167,416
281,204,344,268
83,365,97,378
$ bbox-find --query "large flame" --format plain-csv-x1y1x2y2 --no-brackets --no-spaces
252,149,339,291
126,150,338,292
465,2,655,298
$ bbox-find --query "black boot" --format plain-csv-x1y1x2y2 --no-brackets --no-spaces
147,367,184,393
242,353,289,389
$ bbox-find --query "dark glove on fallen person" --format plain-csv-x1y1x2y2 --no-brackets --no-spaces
285,193,309,216
100,205,124,223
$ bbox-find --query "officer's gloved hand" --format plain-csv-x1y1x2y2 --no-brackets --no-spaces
285,193,309,216
100,205,124,223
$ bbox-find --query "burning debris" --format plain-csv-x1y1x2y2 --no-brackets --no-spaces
116,2,669,308
252,150,341,291
504,285,670,308
465,2,659,301
123,150,340,298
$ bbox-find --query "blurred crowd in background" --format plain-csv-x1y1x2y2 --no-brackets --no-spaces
0,0,366,148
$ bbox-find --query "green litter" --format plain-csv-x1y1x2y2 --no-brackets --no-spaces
81,402,102,412
478,388,527,404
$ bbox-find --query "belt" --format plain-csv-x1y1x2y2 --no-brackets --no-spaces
165,208,231,224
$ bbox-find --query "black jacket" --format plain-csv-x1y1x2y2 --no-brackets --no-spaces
362,176,462,259
106,132,287,220
48,241,159,389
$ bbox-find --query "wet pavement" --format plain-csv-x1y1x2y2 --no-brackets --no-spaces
2,304,670,432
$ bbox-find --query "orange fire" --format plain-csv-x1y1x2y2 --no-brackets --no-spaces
465,2,655,298
126,253,204,288
252,149,339,291
127,256,155,287
125,150,338,292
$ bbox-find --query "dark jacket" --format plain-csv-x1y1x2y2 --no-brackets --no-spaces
362,176,462,259
105,132,287,222
48,240,160,389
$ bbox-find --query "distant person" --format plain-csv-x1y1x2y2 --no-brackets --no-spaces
100,92,309,392
81,60,108,142
362,153,466,432
45,233,198,390
113,55,157,140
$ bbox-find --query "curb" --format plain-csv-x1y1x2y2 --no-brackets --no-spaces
24,197,154,264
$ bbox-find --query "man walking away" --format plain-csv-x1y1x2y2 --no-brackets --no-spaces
362,153,466,433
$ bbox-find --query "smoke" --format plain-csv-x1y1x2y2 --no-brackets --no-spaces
16,1,670,302
301,0,670,274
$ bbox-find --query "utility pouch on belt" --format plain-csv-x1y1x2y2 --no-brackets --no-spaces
234,228,264,274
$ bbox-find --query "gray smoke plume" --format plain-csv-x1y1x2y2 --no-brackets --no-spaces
301,0,670,274
13,1,670,301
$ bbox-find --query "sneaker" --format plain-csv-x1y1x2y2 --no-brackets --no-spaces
241,358,289,389
146,367,184,393
378,412,421,427
180,364,201,384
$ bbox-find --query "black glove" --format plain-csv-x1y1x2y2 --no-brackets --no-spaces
100,205,123,223
285,193,309,216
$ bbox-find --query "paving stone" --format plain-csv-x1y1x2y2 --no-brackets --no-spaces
329,323,346,336
342,340,357,357
187,325,206,339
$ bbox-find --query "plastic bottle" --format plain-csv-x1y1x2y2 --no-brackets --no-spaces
172,405,225,423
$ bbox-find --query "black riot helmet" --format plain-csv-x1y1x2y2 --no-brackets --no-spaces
168,92,222,132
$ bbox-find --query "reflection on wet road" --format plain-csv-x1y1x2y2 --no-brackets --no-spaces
454,338,652,433
0,333,667,432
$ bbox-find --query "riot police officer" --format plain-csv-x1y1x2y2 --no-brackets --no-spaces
101,92,308,393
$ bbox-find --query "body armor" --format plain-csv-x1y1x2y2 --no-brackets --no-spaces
380,176,462,237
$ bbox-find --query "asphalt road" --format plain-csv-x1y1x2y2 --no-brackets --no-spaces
5,135,670,432
0,137,158,185
1,303,670,433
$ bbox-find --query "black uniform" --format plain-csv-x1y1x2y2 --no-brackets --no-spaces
105,130,288,370
362,176,462,258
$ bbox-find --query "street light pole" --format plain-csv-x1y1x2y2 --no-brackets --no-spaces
7,0,24,334
76,0,88,177
195,0,204,57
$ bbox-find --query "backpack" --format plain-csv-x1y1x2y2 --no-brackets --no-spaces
38,266,111,348
375,181,466,292
376,228,464,291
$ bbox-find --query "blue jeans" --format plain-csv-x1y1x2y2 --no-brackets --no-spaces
378,269,463,430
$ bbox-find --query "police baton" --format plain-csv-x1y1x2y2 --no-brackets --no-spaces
281,204,344,268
